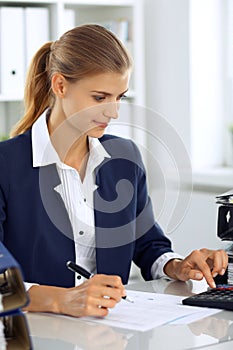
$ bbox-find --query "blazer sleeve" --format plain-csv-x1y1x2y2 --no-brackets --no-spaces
0,151,9,241
131,141,173,280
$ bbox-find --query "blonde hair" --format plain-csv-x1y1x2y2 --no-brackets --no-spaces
11,24,132,137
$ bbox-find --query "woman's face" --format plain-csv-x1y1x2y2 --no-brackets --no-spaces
54,71,130,139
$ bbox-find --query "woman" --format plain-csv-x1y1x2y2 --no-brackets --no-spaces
0,24,228,317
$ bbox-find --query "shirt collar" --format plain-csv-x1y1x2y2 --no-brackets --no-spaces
31,109,111,168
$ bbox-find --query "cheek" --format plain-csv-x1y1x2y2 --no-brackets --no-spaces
62,93,104,118
66,105,104,134
62,87,91,117
62,97,82,118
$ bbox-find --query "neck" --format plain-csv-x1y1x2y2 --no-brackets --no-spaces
47,107,89,173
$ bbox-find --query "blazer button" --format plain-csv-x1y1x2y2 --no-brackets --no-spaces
79,231,84,235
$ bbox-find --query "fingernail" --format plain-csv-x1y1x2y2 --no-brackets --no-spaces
195,272,203,279
221,269,225,275
211,281,216,289
212,272,218,278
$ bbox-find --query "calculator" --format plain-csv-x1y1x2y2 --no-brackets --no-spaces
182,286,233,311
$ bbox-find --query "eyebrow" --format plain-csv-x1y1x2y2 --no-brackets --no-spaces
90,89,128,96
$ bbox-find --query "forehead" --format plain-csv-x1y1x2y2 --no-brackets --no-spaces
74,71,130,91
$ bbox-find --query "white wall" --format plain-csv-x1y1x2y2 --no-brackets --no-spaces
190,0,225,169
143,0,229,256
0,102,24,137
144,0,190,153
150,189,226,256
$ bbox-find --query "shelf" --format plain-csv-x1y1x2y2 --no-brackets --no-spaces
0,0,145,139
0,95,23,102
0,0,134,6
161,166,233,193
62,0,134,6
192,167,233,191
0,0,57,4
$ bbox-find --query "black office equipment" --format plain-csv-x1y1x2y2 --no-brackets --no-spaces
215,191,233,285
182,192,233,311
182,287,233,311
216,191,233,241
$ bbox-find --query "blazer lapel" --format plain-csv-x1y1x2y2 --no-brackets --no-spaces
39,164,74,240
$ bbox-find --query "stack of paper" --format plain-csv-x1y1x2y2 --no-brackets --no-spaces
216,190,233,205
226,246,233,285
216,191,233,285
80,290,221,332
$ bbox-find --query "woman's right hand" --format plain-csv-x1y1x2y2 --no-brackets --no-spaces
25,274,126,317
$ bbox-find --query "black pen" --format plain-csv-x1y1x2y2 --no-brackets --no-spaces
66,261,133,302
67,261,94,279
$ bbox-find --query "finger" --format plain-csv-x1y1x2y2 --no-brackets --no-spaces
84,276,125,302
96,296,118,309
183,268,204,281
223,251,229,271
219,250,228,274
195,260,216,288
80,294,111,317
85,304,109,317
91,275,124,288
211,250,228,277
103,275,124,289
82,295,118,317
95,275,126,296
185,250,216,288
101,286,123,302
66,296,109,317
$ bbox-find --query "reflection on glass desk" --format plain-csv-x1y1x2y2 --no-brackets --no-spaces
26,278,233,350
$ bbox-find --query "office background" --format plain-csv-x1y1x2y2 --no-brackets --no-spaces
0,0,232,281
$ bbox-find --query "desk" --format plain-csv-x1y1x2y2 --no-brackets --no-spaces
26,278,233,350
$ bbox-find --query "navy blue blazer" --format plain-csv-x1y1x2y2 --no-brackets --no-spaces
0,130,173,287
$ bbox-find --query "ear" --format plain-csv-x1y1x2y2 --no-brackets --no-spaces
51,73,67,98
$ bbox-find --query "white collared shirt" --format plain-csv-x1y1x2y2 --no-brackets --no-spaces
25,110,182,290
31,110,110,287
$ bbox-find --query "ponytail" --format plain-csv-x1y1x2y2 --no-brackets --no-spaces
10,42,53,137
10,25,132,137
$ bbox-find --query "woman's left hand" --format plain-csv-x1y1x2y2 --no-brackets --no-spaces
164,248,228,288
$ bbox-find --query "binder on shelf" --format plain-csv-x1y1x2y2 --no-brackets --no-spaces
0,7,25,98
0,241,31,348
62,9,76,33
98,19,130,46
116,19,130,45
24,7,49,69
0,241,28,314
0,312,32,350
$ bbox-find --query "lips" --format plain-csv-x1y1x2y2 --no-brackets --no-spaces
93,120,108,128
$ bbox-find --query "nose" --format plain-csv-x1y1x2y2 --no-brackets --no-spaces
103,102,119,119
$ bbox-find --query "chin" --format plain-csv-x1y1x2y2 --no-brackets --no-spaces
88,128,105,139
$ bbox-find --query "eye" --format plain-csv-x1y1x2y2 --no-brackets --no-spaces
118,94,128,101
93,95,105,102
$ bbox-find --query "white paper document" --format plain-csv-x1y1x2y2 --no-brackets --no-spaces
82,290,221,332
